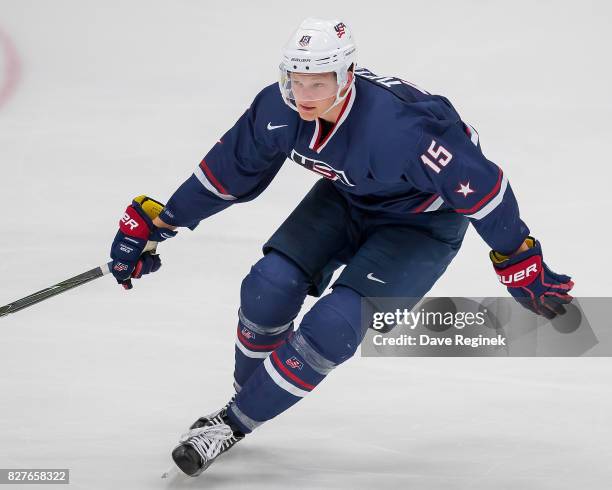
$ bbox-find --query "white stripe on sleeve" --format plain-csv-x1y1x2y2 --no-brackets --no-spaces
466,174,509,220
193,166,237,201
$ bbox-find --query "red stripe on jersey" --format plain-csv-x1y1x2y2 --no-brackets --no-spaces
412,193,439,213
455,167,503,214
199,159,229,195
313,88,353,152
311,119,322,149
271,351,315,390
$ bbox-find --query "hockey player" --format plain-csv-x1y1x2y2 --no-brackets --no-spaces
109,18,573,476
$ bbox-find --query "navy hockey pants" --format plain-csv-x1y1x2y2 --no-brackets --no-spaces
228,179,468,433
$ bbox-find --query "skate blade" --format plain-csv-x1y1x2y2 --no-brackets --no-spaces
161,461,213,479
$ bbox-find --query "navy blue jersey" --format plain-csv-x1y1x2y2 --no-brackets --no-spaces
162,67,529,254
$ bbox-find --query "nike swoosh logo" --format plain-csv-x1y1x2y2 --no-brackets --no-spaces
267,122,288,130
367,273,386,284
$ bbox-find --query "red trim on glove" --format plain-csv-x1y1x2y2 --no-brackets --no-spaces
131,259,143,278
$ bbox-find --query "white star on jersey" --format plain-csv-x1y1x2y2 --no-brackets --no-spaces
456,182,475,197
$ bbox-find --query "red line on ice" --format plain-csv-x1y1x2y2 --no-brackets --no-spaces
0,27,20,110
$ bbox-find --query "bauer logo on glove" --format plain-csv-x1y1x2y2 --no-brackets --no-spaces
120,212,143,233
496,254,541,287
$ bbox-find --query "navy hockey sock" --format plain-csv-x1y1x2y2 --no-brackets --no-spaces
228,286,370,433
234,310,293,392
233,252,310,391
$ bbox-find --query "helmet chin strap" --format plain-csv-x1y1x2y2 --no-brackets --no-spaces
320,75,354,116
320,89,349,116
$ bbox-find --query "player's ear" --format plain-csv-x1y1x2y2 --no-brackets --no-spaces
344,68,354,90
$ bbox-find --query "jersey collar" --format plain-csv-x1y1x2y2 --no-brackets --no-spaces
308,85,357,154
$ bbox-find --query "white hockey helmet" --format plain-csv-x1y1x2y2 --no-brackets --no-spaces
279,18,357,112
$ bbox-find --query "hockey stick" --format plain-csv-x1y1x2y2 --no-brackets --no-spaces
0,242,158,318
0,262,112,318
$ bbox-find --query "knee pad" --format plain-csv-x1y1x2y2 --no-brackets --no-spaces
240,251,310,327
298,286,367,365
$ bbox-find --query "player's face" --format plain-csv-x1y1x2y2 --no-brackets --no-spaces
290,72,339,121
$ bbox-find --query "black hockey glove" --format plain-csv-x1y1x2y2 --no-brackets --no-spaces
110,195,177,289
491,237,573,319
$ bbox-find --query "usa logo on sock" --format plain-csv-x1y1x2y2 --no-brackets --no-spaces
241,327,255,340
286,356,303,370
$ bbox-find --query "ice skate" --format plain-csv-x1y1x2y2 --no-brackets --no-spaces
170,402,245,477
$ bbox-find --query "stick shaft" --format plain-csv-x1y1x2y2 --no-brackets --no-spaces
0,262,112,318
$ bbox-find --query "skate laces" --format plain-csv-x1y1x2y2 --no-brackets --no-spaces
180,424,233,462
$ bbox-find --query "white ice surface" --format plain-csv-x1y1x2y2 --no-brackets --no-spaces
1,1,612,489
